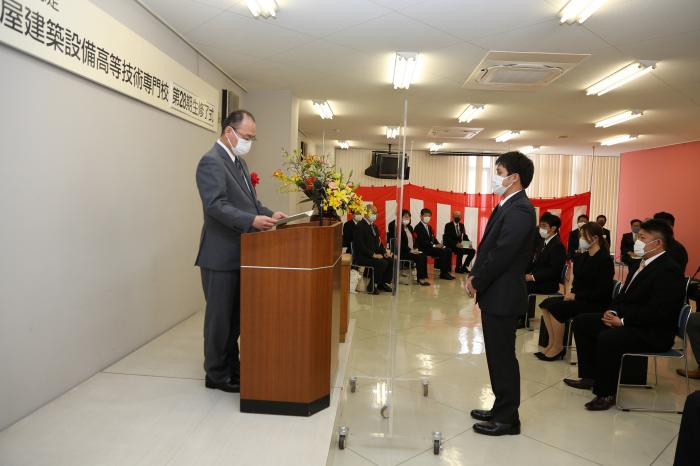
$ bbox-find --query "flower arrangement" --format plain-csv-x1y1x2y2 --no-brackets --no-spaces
273,149,365,216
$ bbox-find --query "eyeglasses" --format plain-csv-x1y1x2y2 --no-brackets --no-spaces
231,126,257,142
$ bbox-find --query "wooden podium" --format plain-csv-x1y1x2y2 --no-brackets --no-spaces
239,221,342,416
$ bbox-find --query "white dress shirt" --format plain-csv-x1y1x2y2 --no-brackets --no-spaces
499,189,523,207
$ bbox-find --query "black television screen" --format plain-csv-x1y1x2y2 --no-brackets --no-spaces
365,151,409,179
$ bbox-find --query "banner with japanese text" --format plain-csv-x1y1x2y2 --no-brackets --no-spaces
0,0,219,131
354,183,591,249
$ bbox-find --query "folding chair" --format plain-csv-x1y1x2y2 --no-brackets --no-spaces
388,238,414,286
349,243,375,294
615,303,693,413
525,263,568,331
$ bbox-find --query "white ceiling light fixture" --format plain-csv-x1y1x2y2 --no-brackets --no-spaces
519,145,540,155
495,130,520,143
392,52,419,89
595,110,643,128
429,143,443,153
337,140,350,150
246,0,278,19
559,0,607,24
586,61,657,96
601,134,638,146
312,100,333,120
386,126,400,139
457,104,486,123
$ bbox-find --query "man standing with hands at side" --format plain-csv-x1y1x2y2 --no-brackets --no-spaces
465,151,536,436
195,110,287,393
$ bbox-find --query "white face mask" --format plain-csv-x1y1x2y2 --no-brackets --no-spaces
579,238,591,251
227,127,252,156
367,213,377,223
539,228,549,239
353,214,363,222
634,238,660,257
577,222,586,229
491,174,513,196
402,219,411,226
422,216,431,224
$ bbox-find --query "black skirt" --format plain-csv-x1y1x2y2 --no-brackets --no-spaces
539,298,607,323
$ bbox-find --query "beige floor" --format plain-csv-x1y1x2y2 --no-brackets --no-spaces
331,270,699,466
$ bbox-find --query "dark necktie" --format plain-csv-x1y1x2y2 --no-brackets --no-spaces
234,157,254,195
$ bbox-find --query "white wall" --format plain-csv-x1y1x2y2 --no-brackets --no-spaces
0,1,242,430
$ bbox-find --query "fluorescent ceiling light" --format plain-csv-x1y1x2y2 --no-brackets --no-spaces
519,145,540,155
559,0,607,24
595,110,643,128
601,134,638,146
312,100,333,120
246,0,278,18
386,126,400,139
586,61,656,96
495,130,520,143
457,104,486,123
429,143,443,153
392,52,418,89
338,140,350,150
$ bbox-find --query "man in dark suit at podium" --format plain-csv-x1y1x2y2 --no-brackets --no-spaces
443,211,476,274
353,204,394,293
195,110,287,394
466,151,536,436
415,208,454,280
620,218,643,274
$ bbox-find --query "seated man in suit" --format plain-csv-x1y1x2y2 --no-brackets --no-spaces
393,210,431,286
620,218,643,274
526,212,566,295
564,219,686,410
342,209,363,252
414,208,454,280
353,204,394,294
443,211,476,274
654,211,689,274
567,214,589,260
596,214,612,246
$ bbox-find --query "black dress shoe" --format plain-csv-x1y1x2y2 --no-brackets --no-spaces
440,273,455,280
205,376,240,393
585,395,616,411
473,421,521,436
417,280,431,286
535,349,566,361
455,268,467,274
563,378,595,390
379,284,393,292
470,409,493,421
534,352,544,358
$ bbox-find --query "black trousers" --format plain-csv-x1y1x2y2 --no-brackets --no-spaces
481,310,520,423
674,391,700,466
200,268,240,384
454,247,475,270
356,256,394,288
407,251,428,279
424,246,452,273
573,312,669,396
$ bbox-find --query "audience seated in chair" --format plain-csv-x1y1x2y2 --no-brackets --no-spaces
620,218,643,274
526,212,566,295
352,204,394,294
595,214,612,247
414,208,455,280
388,210,431,286
563,219,686,411
537,222,614,362
443,210,475,274
653,211,689,275
567,214,589,261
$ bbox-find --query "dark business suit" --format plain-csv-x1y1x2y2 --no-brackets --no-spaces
567,228,581,261
342,219,358,251
675,391,700,466
620,232,642,273
390,221,429,280
573,252,685,396
471,191,536,423
668,238,689,275
601,227,611,247
527,234,566,294
353,219,393,288
415,222,453,273
195,143,273,384
443,221,476,272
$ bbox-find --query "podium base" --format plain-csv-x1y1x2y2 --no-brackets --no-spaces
240,394,330,417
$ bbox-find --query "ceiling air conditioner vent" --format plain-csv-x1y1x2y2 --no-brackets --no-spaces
428,126,483,139
464,51,589,91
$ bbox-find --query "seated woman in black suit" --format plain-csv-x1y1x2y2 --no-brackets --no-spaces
390,210,430,286
536,222,614,361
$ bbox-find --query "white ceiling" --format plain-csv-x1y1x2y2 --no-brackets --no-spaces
142,0,700,156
